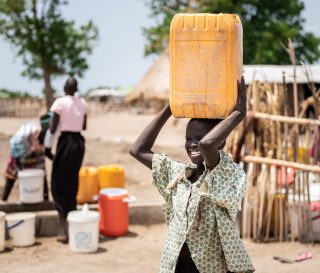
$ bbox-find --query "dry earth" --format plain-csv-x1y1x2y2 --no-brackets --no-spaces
0,224,319,273
0,112,319,273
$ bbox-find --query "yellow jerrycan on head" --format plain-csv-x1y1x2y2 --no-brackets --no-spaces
170,13,243,119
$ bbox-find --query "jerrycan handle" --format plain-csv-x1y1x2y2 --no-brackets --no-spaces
122,195,136,203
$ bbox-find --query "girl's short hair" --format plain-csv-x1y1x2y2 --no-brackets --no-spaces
188,118,222,131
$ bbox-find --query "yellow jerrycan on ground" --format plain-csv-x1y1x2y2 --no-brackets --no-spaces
170,13,243,119
77,167,99,204
98,165,125,189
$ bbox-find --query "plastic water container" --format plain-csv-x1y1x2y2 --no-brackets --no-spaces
67,204,100,253
99,188,135,237
0,211,5,252
98,165,125,189
77,167,99,204
18,169,44,203
170,13,243,118
6,212,36,247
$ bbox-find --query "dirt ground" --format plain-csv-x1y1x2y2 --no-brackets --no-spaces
0,112,320,273
1,224,320,273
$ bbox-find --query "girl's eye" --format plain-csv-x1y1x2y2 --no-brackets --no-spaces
186,138,191,142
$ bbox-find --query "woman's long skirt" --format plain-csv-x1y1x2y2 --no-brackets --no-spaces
51,132,85,219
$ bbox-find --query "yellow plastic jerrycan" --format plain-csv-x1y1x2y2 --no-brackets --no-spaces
98,165,125,189
170,13,243,119
77,167,99,204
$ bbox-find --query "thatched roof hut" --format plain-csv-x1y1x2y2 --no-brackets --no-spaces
126,53,170,103
126,52,320,104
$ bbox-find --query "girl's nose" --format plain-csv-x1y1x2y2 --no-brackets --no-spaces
190,141,198,148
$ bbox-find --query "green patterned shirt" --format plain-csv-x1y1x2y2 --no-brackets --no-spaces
152,150,255,273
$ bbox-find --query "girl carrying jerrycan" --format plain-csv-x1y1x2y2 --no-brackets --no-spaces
130,13,254,273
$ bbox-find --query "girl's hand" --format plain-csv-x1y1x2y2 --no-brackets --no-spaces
234,76,247,113
163,103,172,117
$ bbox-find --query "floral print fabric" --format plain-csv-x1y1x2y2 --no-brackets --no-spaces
152,150,255,273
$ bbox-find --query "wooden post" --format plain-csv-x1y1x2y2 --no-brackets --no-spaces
242,156,320,173
249,112,320,126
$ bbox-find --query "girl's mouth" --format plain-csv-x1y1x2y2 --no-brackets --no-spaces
189,150,201,157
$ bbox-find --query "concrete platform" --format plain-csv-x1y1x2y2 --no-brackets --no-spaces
1,201,165,237
0,201,56,213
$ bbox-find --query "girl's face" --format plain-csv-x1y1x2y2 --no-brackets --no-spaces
185,120,211,165
185,119,224,165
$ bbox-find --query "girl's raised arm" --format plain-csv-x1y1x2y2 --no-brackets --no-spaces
199,77,247,169
129,104,172,169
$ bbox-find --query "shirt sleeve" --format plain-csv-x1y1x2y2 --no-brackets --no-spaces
81,97,88,114
50,98,62,114
152,153,172,201
206,154,247,219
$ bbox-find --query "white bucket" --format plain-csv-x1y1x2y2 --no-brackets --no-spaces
18,169,44,203
6,212,36,247
67,204,100,253
0,211,5,252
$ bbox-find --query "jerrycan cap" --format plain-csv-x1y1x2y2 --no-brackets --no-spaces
67,204,100,223
99,188,128,197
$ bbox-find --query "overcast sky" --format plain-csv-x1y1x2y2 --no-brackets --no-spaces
0,0,319,96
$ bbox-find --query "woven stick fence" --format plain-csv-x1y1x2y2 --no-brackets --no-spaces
226,79,320,243
0,98,45,117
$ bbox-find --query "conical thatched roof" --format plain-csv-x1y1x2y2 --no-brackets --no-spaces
127,51,320,103
126,52,170,102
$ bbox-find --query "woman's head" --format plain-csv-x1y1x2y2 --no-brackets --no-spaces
185,118,224,165
64,77,78,95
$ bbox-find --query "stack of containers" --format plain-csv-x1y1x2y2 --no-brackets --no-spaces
97,165,135,236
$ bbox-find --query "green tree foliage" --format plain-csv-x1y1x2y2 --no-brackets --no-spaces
143,0,320,65
0,88,32,98
0,0,98,109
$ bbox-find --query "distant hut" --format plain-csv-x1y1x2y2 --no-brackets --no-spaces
126,53,170,111
88,88,125,103
244,65,320,117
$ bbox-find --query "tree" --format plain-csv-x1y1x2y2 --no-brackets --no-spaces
0,0,98,109
143,0,320,65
